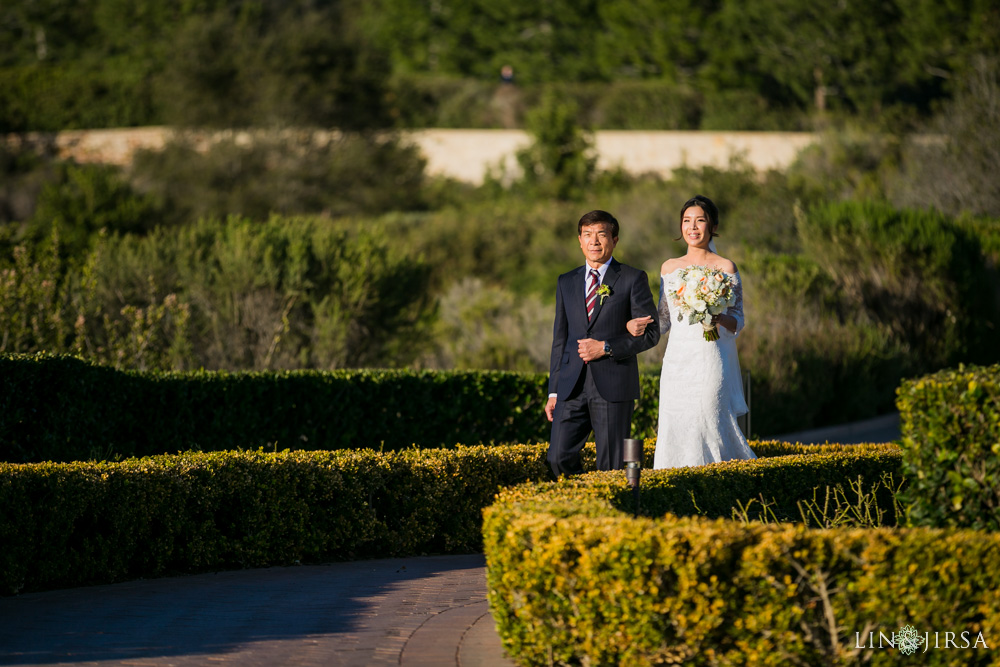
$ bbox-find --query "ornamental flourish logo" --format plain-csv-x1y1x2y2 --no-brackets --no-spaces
896,625,923,656
855,626,989,654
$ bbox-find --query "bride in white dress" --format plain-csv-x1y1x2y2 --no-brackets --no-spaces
628,195,756,469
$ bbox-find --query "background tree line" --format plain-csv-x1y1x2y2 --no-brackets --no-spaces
2,0,999,435
2,58,999,435
1,0,998,131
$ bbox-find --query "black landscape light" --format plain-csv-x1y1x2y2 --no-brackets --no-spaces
623,438,643,517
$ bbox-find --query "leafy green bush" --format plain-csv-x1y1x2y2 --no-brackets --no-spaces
511,91,596,200
896,363,1000,531
631,444,903,524
590,81,701,130
1,215,435,373
797,200,1000,370
27,163,166,260
388,76,507,128
484,448,999,666
0,236,191,372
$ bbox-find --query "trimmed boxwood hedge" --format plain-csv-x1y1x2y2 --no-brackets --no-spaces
0,353,661,463
483,447,1000,666
1,440,883,596
896,363,1000,531
0,445,550,595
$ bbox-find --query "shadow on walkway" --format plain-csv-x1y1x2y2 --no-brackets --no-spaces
0,554,510,667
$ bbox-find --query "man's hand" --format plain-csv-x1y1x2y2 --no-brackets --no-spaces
545,396,557,422
626,315,654,336
577,338,606,362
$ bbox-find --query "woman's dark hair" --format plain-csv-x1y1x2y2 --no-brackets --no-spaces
676,195,719,241
578,209,620,237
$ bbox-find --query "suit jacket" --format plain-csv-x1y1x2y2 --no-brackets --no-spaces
548,258,660,402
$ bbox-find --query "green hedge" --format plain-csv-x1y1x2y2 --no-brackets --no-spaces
484,447,1000,666
896,363,1000,531
633,444,903,523
0,445,552,595
0,440,870,595
0,354,665,463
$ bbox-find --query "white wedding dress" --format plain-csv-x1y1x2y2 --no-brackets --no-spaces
652,267,756,469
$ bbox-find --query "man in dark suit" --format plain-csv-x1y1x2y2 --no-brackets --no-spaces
545,210,660,476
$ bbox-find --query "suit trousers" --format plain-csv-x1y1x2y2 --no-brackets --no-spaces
548,364,634,476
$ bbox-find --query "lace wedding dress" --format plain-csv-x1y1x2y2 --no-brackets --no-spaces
652,267,756,469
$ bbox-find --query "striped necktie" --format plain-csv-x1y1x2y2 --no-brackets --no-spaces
586,269,600,322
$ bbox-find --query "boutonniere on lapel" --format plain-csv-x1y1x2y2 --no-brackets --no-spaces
597,284,612,305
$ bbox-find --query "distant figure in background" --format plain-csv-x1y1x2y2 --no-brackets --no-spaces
545,210,660,476
626,195,756,469
500,64,515,84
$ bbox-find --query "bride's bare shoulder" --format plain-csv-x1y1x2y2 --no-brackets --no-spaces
661,257,684,275
713,256,737,274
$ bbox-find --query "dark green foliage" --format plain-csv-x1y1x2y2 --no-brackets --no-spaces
797,200,1000,369
896,364,1000,531
26,162,165,259
0,354,556,462
512,91,596,200
387,76,506,128
590,81,701,131
0,60,159,132
156,8,392,130
4,0,996,131
0,439,900,596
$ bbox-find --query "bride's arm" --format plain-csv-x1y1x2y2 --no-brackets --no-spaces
657,275,672,335
726,272,745,334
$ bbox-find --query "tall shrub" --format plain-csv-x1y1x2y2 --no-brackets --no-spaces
514,91,596,200
797,200,999,370
88,216,434,370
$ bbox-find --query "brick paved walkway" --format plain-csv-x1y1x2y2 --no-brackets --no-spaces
0,554,515,667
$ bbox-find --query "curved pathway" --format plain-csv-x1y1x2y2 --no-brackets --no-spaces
0,554,513,666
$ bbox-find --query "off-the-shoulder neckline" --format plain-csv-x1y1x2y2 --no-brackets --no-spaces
662,266,740,278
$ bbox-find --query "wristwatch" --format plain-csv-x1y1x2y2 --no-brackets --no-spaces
603,342,612,358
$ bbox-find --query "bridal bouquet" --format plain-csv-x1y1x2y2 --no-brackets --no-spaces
672,265,738,341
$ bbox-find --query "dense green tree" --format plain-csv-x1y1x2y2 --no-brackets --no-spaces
594,0,713,82
895,0,1000,90
704,0,904,114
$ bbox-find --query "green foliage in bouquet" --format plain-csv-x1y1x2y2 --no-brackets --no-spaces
896,363,1000,531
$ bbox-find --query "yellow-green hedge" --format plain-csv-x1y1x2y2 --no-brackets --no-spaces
1,440,884,596
484,447,1000,666
1,445,556,595
896,363,1000,531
